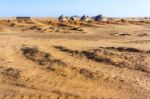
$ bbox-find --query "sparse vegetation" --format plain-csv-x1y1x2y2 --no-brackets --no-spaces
0,18,150,98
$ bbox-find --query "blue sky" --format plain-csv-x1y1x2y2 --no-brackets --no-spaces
0,0,150,17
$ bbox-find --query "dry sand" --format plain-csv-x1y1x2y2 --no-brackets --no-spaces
0,19,150,99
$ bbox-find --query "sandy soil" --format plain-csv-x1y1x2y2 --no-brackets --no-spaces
0,19,150,99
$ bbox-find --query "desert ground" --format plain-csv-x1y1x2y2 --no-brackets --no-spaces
0,18,150,99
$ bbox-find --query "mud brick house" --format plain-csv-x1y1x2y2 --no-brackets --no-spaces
16,17,31,21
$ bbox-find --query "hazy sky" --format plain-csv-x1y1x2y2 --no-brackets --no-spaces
0,0,150,17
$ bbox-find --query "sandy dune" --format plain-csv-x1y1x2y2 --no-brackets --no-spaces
0,19,150,99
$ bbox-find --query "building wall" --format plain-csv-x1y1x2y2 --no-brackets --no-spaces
16,17,31,20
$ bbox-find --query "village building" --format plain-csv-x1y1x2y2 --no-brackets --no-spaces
94,14,103,21
58,15,67,21
93,14,107,22
16,17,31,21
95,15,106,21
80,15,91,21
70,16,80,21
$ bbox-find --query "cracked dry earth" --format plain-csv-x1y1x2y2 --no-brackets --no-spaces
0,25,150,99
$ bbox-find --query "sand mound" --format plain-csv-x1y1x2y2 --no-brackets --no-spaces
21,47,66,68
54,46,150,73
0,19,87,33
16,20,35,25
0,20,16,27
21,46,103,80
29,26,42,31
100,47,143,53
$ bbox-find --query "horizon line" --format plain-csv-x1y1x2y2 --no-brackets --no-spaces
0,16,150,18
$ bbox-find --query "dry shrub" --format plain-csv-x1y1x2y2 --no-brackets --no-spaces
73,21,81,25
44,20,59,27
87,20,95,24
101,47,143,53
0,20,12,26
68,20,81,26
120,19,127,23
137,33,148,37
0,66,20,79
25,20,35,24
9,23,16,27
21,47,66,70
71,27,84,31
106,21,111,24
79,68,102,79
29,26,42,30
54,46,150,73
0,27,3,31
